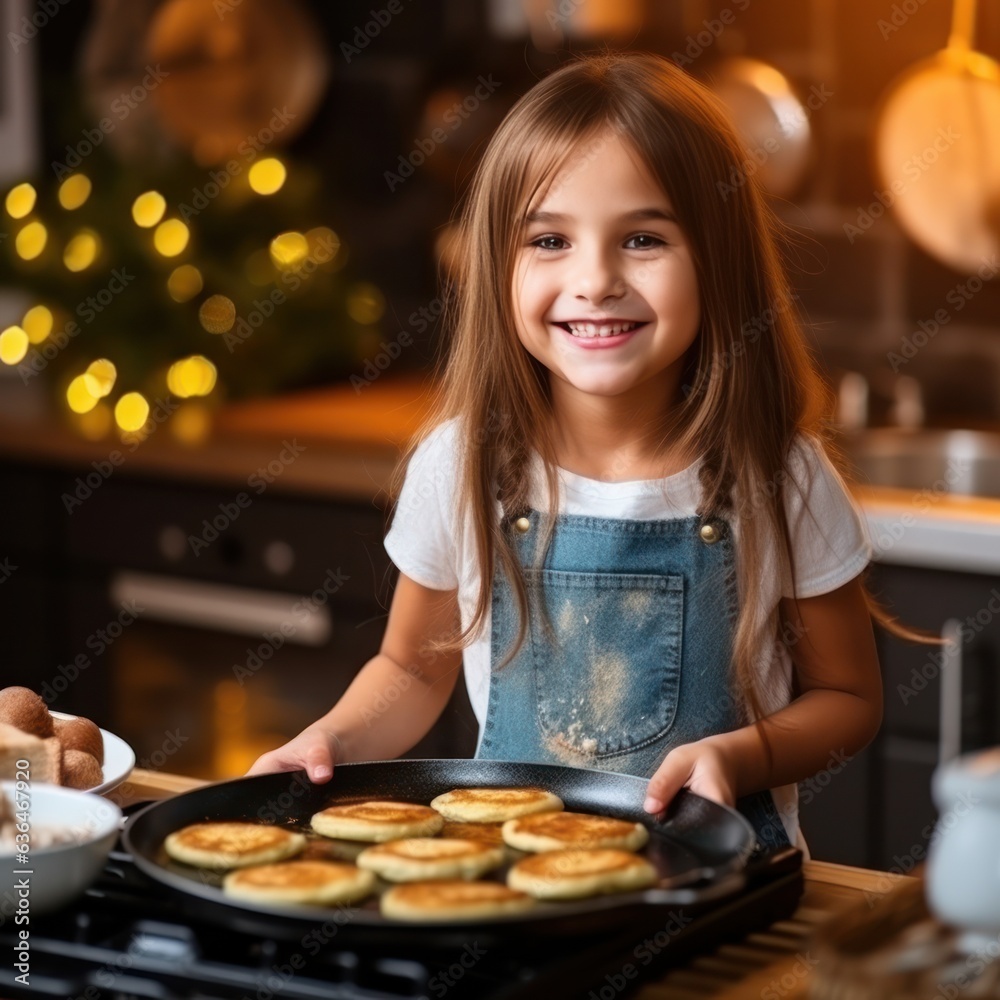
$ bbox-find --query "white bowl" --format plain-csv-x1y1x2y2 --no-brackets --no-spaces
1,780,122,918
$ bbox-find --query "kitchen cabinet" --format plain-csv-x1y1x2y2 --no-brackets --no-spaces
799,562,1000,870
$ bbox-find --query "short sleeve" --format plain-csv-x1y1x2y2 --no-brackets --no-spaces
781,435,873,599
383,419,461,591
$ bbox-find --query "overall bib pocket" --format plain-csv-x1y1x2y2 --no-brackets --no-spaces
527,569,684,758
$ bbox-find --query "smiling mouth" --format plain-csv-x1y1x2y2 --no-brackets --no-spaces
553,320,649,339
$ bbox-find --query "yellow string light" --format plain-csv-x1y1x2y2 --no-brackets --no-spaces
115,392,150,432
0,326,29,365
346,282,385,324
132,191,166,227
248,158,287,195
15,221,47,260
269,231,309,270
63,229,101,272
66,374,101,414
167,264,203,303
198,295,236,334
58,175,92,210
86,359,116,397
4,183,36,219
153,218,190,257
22,306,53,344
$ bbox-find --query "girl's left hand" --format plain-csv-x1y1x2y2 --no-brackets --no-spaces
643,736,739,814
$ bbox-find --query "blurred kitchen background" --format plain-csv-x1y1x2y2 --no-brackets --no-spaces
1,0,999,871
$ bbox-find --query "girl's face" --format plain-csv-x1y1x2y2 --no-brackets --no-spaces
511,131,701,407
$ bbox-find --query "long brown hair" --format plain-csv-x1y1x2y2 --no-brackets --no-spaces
390,51,934,735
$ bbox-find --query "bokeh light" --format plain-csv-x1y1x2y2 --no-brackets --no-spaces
167,355,217,398
132,191,167,228
269,231,309,270
346,282,386,324
248,158,287,195
63,229,101,272
58,175,92,210
0,326,29,365
153,218,190,257
171,401,212,445
198,295,236,334
15,221,47,260
4,183,36,219
167,264,203,303
66,374,102,414
22,306,53,345
86,358,117,397
115,392,150,432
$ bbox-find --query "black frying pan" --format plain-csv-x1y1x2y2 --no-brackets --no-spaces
123,758,758,946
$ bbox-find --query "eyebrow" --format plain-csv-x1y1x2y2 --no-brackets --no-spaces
524,207,679,224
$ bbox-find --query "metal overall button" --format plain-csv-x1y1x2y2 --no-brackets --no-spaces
514,517,531,534
699,522,719,544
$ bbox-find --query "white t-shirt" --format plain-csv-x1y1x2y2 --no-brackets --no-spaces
383,417,873,855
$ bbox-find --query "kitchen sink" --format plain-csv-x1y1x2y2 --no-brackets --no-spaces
839,428,1000,498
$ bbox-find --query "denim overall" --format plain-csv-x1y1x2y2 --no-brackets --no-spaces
476,506,791,851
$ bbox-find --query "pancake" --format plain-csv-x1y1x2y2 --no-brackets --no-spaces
164,822,306,869
502,811,649,852
356,837,504,882
310,801,444,842
507,848,658,900
429,787,563,823
381,880,535,922
439,821,505,847
223,860,375,905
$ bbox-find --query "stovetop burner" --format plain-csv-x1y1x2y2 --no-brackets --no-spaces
2,808,803,1000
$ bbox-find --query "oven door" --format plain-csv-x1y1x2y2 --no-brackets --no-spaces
59,475,478,779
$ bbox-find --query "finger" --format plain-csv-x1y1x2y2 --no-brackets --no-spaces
303,746,334,783
644,752,693,814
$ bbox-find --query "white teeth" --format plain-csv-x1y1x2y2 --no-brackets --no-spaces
563,321,640,338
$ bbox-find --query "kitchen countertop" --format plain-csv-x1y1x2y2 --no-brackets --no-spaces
115,768,917,1000
3,376,1000,572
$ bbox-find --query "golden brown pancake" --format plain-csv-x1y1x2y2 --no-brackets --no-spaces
439,821,505,847
310,801,444,842
356,837,504,882
507,848,657,899
502,811,649,852
381,880,535,921
164,822,306,869
430,787,563,823
223,860,375,905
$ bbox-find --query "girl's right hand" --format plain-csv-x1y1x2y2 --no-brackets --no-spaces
245,723,343,784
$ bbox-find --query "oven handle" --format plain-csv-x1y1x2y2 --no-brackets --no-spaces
110,571,332,647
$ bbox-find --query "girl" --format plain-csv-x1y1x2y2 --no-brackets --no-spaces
249,51,887,855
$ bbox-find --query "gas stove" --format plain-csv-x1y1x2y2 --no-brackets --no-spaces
2,810,803,1000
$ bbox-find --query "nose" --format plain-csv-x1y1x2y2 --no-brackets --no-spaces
572,241,627,304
